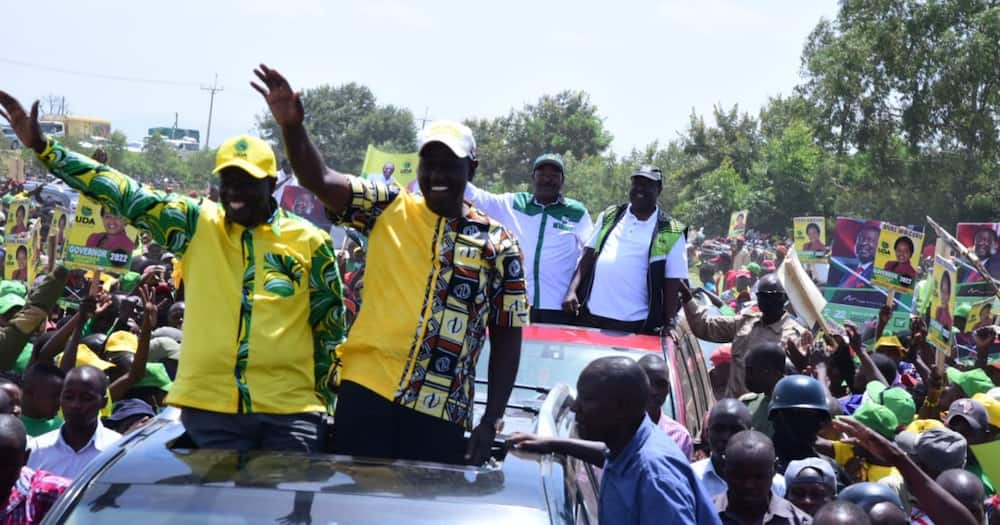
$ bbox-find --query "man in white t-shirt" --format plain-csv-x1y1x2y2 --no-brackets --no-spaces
464,153,592,324
563,165,687,334
367,162,397,186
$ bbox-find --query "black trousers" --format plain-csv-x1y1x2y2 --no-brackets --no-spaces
332,381,467,464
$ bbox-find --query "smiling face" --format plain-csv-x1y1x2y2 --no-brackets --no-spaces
629,176,661,216
218,168,275,227
974,229,996,260
532,164,563,204
100,207,126,235
856,227,879,263
417,143,473,218
894,238,913,263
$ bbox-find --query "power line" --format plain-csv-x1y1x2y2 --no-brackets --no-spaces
0,57,200,88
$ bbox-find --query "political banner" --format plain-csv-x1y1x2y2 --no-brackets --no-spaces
928,255,957,351
279,185,331,229
970,441,1000,493
360,145,420,193
871,223,924,294
794,217,827,264
3,228,29,281
6,198,30,237
64,195,138,273
954,223,1000,296
27,220,42,283
48,207,71,261
728,210,748,239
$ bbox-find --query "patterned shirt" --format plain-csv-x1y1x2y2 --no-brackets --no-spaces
331,177,528,429
2,467,70,525
38,139,345,414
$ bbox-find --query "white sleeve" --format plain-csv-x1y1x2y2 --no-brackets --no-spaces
664,233,689,279
585,211,604,250
575,209,594,251
464,182,516,226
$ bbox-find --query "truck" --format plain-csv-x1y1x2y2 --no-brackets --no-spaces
38,115,112,140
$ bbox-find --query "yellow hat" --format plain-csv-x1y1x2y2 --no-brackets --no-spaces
972,393,1000,428
212,135,277,179
105,330,138,353
874,335,904,350
57,345,114,371
904,418,945,434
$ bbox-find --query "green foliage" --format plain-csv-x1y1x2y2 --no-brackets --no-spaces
255,83,416,173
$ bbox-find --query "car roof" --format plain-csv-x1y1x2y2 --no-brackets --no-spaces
521,323,662,352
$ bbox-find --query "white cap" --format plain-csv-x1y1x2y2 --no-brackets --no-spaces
418,121,477,160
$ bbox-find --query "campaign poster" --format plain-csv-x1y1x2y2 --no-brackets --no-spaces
871,223,924,294
279,185,331,229
27,220,42,283
928,255,957,351
3,230,29,281
361,144,420,193
954,223,1000,297
728,210,748,239
793,217,827,263
48,207,71,261
64,195,137,272
6,198,31,237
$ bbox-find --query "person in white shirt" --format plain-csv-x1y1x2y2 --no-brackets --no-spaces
367,162,397,186
28,366,120,479
464,153,592,324
563,165,687,334
691,399,786,498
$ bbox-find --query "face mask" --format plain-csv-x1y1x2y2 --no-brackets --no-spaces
757,294,786,317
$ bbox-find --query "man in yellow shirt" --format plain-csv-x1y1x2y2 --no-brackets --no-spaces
0,90,345,453
255,64,527,465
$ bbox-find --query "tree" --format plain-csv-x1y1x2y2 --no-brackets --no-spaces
256,83,416,173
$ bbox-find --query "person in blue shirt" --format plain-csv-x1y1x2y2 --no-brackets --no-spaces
509,356,720,525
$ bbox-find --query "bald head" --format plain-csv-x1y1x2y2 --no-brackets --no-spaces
936,469,985,524
814,501,872,525
868,502,907,525
726,430,775,466
579,356,649,412
0,414,26,452
637,354,667,375
746,343,787,370
709,399,752,428
66,365,109,393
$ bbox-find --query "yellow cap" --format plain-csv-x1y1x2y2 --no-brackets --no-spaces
57,345,114,371
105,330,138,353
874,335,904,349
972,393,1000,428
212,135,277,179
904,418,945,434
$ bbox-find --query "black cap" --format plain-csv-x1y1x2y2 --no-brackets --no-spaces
106,399,155,423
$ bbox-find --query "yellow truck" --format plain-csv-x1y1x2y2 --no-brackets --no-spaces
39,115,112,140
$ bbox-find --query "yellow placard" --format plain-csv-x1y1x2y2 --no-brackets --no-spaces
64,195,138,273
794,216,826,263
48,207,70,261
728,210,748,239
871,223,924,294
360,145,420,193
6,199,31,237
928,255,957,351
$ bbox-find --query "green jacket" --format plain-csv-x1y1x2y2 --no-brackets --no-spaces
0,266,69,370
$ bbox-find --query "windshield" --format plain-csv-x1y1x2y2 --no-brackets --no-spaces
474,338,676,419
62,483,549,525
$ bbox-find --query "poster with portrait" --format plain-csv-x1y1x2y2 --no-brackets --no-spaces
361,144,421,193
728,210,748,239
871,223,924,294
928,255,957,351
954,223,1000,298
793,217,827,264
3,227,29,281
64,195,138,272
6,198,31,238
48,207,71,261
278,185,331,229
27,220,43,283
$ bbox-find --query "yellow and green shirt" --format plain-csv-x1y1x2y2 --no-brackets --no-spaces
38,139,345,415
332,177,528,430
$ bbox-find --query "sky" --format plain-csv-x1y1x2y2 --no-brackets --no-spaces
1,0,839,155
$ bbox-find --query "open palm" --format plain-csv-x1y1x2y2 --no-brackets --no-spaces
252,64,304,128
0,90,44,152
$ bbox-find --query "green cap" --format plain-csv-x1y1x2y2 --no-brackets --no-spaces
119,272,141,294
0,294,26,315
946,367,994,398
865,381,915,426
955,303,972,318
746,262,762,276
1,194,12,205
0,281,27,299
852,401,899,439
133,362,172,392
532,153,564,173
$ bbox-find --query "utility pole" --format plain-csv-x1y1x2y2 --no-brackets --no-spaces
417,106,431,129
201,74,223,150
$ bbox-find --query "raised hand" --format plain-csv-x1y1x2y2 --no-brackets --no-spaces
0,90,44,152
251,64,304,128
138,285,159,329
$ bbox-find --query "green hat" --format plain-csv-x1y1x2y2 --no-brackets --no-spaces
133,362,172,392
865,381,915,427
946,367,994,398
1,195,13,205
955,303,972,318
532,153,565,173
0,280,27,299
0,294,26,315
852,401,899,439
119,272,141,294
746,262,762,276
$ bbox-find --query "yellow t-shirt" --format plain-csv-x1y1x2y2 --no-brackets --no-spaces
333,178,529,430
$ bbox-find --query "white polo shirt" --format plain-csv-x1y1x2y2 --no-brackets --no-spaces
586,207,687,321
28,422,121,479
465,184,593,311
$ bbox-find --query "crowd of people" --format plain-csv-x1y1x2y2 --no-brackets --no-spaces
0,64,996,524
